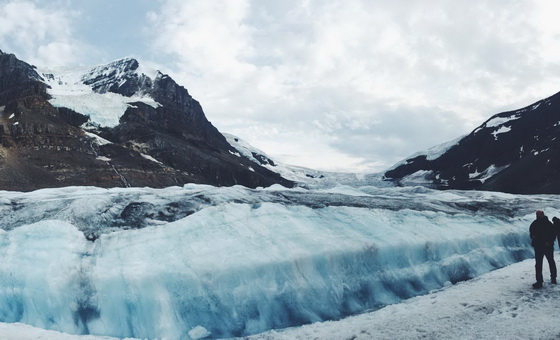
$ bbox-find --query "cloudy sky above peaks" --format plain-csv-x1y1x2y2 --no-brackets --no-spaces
1,0,560,172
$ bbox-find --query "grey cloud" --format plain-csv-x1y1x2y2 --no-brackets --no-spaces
3,0,559,173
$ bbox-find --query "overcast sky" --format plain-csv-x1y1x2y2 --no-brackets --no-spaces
1,0,559,173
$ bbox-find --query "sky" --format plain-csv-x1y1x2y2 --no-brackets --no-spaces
1,0,560,173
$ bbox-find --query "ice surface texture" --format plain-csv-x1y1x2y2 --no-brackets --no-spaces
0,184,544,338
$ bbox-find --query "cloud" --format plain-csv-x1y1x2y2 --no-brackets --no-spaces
2,0,559,172
146,0,560,172
0,0,93,66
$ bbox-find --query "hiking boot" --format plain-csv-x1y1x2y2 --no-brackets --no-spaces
533,282,543,289
552,278,557,284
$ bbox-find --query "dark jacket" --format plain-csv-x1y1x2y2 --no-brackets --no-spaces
552,217,560,248
530,216,555,248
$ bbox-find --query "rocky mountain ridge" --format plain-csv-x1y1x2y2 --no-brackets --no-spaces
0,50,293,191
384,91,560,194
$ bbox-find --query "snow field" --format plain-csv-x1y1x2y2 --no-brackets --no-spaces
246,254,560,340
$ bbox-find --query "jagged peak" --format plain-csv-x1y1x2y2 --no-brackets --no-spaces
86,57,139,76
82,58,138,84
81,57,161,90
0,50,43,85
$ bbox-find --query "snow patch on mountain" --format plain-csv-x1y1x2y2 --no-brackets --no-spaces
492,125,512,140
485,114,521,128
39,60,160,128
387,136,464,173
83,132,112,146
140,153,163,165
469,164,509,183
398,170,435,186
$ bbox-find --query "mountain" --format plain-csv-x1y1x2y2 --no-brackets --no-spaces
0,50,293,191
384,91,560,194
224,133,391,190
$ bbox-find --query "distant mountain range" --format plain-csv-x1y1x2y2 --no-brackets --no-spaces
2,49,559,194
384,91,560,194
0,50,293,191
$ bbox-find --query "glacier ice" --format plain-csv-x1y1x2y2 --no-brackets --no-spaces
38,62,160,128
0,184,548,338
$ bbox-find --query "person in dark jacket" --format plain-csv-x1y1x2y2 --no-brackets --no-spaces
552,216,560,249
530,210,557,288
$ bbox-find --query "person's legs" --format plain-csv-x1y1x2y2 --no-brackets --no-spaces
535,247,545,284
544,247,557,282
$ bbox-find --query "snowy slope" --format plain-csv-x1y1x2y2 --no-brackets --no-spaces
39,60,160,128
384,136,464,186
1,255,557,340
0,184,552,339
384,91,560,194
224,133,389,189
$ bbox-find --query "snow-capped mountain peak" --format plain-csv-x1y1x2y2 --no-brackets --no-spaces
80,57,160,97
39,59,161,128
1,51,293,190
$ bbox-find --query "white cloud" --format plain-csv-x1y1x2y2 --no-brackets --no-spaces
2,0,559,173
147,0,560,172
148,0,254,79
0,1,92,66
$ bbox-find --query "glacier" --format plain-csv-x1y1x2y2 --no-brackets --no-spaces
0,184,550,339
39,60,160,128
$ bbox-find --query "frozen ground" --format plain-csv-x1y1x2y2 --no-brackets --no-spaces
245,254,560,340
1,255,558,339
0,184,557,339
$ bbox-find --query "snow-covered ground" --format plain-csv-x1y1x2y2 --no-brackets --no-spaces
0,322,123,340
246,254,560,340
1,255,558,339
0,184,556,339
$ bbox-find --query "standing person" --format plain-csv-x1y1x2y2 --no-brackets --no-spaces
530,210,557,288
552,216,560,249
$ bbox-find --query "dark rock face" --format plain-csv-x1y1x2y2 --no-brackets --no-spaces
384,91,560,194
0,50,46,105
81,58,153,97
0,95,118,190
0,51,293,191
0,50,43,89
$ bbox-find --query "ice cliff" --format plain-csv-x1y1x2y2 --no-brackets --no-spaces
0,184,543,339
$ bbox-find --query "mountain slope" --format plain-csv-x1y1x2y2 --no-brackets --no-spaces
384,91,560,194
0,50,293,190
224,133,390,189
